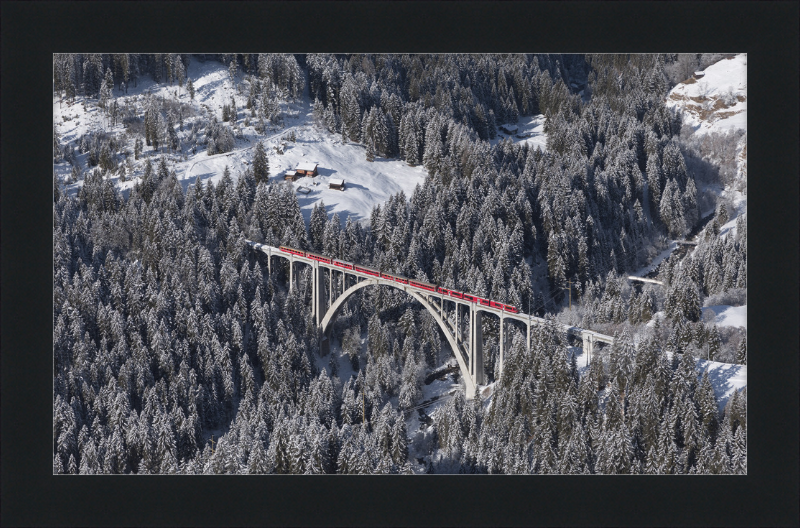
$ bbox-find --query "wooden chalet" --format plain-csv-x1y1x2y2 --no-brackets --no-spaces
329,178,345,191
499,124,518,135
295,162,318,177
284,170,299,182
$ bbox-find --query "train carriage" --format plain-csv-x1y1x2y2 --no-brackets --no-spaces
408,279,437,292
379,272,408,285
354,265,380,277
306,251,332,264
490,300,519,313
279,245,305,257
332,259,354,270
437,286,464,299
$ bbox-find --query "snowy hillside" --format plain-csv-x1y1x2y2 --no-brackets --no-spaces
683,354,747,412
52,53,749,476
667,54,747,135
55,59,433,228
670,54,747,226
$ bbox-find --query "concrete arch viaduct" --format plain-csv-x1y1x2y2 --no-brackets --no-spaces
246,240,614,399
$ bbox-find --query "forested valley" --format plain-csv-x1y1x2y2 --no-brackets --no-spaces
53,53,746,474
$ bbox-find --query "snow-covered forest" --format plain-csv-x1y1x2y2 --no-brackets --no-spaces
53,53,746,474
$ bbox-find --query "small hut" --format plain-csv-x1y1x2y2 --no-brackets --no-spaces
499,124,518,135
295,162,318,177
329,178,345,191
284,170,299,182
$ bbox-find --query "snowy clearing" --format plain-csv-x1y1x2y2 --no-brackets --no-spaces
695,356,747,411
659,350,747,411
266,129,429,227
491,114,548,151
702,305,747,330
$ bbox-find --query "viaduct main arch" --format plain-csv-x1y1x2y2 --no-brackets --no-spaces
318,277,479,398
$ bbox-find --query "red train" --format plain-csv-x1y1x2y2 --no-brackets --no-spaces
354,264,379,277
279,246,305,258
306,251,332,264
277,245,518,313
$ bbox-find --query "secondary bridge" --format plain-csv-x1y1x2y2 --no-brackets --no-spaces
246,240,614,399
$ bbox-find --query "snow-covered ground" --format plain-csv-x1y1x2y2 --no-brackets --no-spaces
406,373,461,436
267,132,428,227
702,304,747,330
491,114,548,151
55,56,747,455
717,212,743,239
667,54,747,135
54,58,256,196
695,356,747,411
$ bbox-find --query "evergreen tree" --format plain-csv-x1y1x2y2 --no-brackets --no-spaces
99,68,114,111
707,325,721,361
736,336,746,365
175,58,186,91
309,201,328,252
709,416,733,474
717,201,729,227
609,330,636,393
252,141,270,185
229,60,238,83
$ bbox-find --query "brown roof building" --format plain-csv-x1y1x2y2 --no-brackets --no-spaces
295,162,318,177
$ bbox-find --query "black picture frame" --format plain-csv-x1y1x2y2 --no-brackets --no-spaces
2,1,797,526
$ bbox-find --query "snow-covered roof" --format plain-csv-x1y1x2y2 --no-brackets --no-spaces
285,170,296,175
330,178,344,186
296,162,318,172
